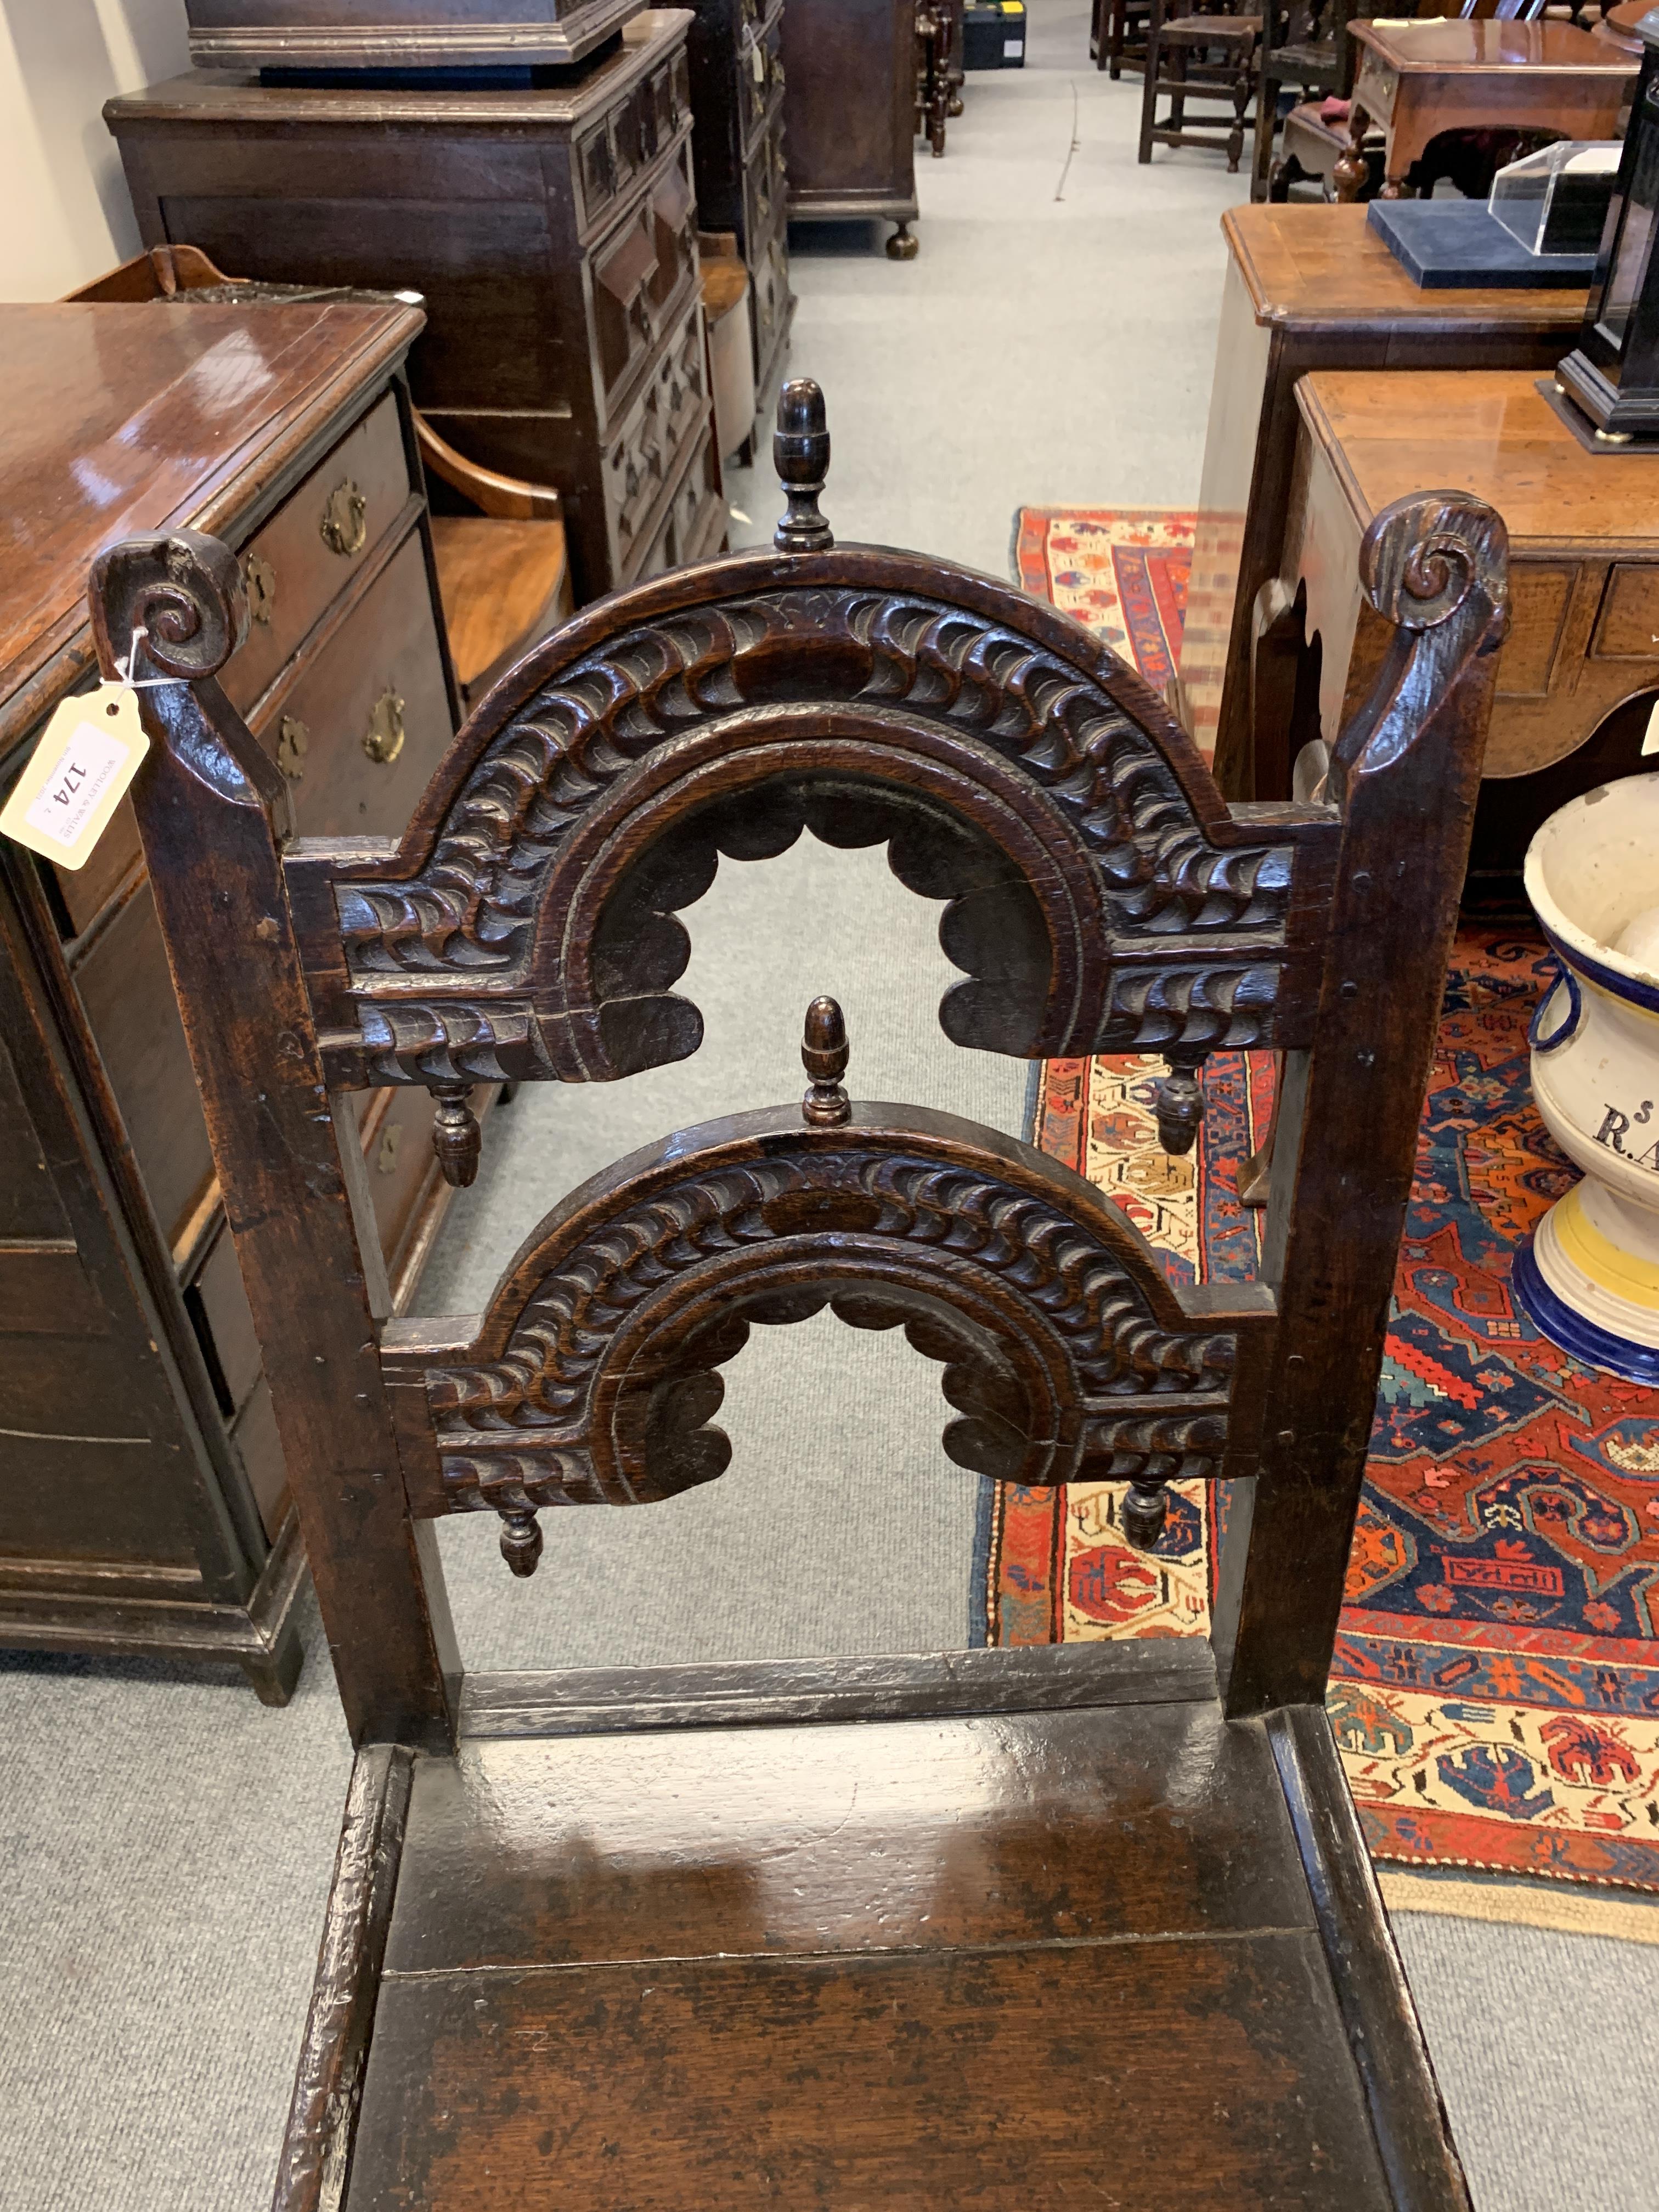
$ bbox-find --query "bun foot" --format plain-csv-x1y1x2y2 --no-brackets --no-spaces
887,222,919,261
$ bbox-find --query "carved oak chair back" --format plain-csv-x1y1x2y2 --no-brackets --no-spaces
89,383,1505,1751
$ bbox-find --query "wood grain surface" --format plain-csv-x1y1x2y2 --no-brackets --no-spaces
353,1932,1391,2208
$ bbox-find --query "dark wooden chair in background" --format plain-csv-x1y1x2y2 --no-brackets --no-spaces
92,381,1502,2211
1252,0,1359,200
1139,0,1264,172
1093,0,1156,75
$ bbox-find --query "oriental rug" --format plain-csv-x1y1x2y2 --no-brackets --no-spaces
990,512,1659,1896
1011,506,1193,698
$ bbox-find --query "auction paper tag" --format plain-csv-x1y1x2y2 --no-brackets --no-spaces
0,685,149,870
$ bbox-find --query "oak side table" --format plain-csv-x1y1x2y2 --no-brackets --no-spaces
1184,204,1584,780
1268,368,1659,887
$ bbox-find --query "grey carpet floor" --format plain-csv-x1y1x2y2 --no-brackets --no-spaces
4,7,1657,2208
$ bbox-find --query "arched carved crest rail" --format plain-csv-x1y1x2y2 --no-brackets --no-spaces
382,1001,1277,1572
87,380,1508,1607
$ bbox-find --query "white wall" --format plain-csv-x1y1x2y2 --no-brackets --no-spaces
0,0,190,300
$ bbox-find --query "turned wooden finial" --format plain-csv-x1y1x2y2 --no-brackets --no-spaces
498,1506,543,1578
1154,1050,1206,1157
430,1082,481,1188
802,996,851,1126
774,380,833,554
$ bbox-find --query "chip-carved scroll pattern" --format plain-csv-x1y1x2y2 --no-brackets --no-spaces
336,588,1297,980
421,1147,1238,1522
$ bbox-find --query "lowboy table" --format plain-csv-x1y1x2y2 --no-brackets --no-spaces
1267,368,1659,885
1336,18,1634,204
1183,204,1585,780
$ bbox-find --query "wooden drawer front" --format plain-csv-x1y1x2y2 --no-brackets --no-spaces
744,113,787,249
358,1085,442,1282
188,1222,261,1419
76,882,212,1251
648,151,699,319
1592,564,1659,662
576,47,692,233
604,304,709,569
1495,564,1577,700
753,226,791,368
636,428,721,582
592,146,698,408
594,201,664,402
1353,52,1398,126
230,1379,287,1542
222,391,412,718
260,531,453,841
742,14,785,149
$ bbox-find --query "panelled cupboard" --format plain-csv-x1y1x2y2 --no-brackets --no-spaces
0,296,475,1700
683,0,794,445
105,10,726,607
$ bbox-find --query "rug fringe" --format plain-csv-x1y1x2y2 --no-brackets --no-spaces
1379,1870,1659,1946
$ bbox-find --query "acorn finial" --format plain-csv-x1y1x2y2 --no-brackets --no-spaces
430,1082,481,1187
801,996,850,1126
774,380,833,554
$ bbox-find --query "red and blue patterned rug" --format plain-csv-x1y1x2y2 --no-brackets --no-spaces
993,517,1659,1893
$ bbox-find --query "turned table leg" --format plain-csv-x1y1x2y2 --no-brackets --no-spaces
1333,103,1372,204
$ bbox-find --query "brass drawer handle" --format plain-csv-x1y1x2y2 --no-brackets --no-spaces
244,552,276,625
276,715,308,781
320,478,368,558
363,689,405,765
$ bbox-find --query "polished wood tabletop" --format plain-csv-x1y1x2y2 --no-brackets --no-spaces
1299,368,1659,545
0,298,421,753
1224,201,1590,333
1349,16,1635,74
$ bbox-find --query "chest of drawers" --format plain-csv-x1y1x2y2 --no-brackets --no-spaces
683,0,794,441
0,297,471,1700
105,10,728,607
782,0,920,259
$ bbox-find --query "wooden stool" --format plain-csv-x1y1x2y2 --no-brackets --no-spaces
1139,0,1262,172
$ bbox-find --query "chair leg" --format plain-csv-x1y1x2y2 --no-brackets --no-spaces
1170,44,1187,136
1137,35,1160,159
1250,70,1278,201
1108,0,1124,77
1226,50,1251,173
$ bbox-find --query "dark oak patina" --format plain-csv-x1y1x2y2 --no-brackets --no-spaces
89,380,1500,2210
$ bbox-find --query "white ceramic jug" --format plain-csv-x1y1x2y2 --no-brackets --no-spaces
1517,770,1659,1382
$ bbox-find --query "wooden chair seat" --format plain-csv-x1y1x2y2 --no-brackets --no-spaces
428,515,571,700
335,1651,1434,2209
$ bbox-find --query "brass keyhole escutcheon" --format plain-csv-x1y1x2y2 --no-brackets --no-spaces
363,689,405,765
276,715,309,781
376,1122,402,1176
320,478,368,557
244,553,276,625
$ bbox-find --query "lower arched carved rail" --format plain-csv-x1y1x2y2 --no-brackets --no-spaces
383,1096,1276,1572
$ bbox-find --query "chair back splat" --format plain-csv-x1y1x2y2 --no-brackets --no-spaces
88,382,1505,1749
